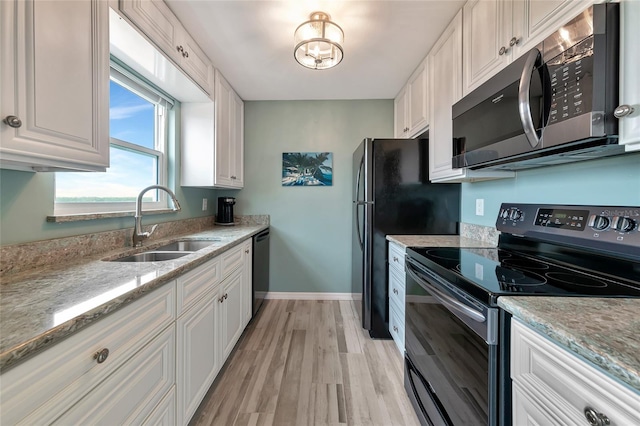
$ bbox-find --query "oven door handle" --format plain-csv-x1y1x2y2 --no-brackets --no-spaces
406,261,486,324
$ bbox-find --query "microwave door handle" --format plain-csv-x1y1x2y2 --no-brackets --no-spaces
519,48,542,148
405,261,486,323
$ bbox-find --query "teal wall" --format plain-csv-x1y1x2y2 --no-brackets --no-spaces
0,104,217,245
224,100,393,294
461,152,640,226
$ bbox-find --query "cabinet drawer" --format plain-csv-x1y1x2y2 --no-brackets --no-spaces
511,319,640,425
388,242,405,272
176,257,221,316
1,284,176,425
55,325,175,425
388,266,406,313
221,244,244,278
389,303,405,354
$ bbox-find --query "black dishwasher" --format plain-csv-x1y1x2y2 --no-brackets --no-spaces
252,229,270,316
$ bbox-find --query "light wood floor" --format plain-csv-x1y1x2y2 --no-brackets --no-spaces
190,299,420,426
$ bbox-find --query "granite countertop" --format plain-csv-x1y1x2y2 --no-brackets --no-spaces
386,234,496,249
0,223,267,372
499,296,640,393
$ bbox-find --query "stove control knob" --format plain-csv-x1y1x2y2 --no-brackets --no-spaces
588,215,610,231
509,209,522,220
612,216,636,233
500,209,510,219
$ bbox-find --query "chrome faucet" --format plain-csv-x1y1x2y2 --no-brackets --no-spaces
133,185,181,247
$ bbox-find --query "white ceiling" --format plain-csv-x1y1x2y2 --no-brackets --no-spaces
164,1,465,101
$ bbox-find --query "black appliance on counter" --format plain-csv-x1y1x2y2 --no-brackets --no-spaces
352,137,461,338
216,197,236,224
252,229,269,316
452,4,622,171
404,203,640,425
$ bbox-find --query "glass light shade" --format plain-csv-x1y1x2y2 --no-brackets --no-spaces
294,12,344,70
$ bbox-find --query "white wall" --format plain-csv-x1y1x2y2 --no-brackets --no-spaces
228,100,393,293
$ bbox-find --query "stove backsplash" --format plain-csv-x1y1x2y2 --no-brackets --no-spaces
461,222,500,245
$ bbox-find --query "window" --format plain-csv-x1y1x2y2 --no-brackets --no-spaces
55,63,174,214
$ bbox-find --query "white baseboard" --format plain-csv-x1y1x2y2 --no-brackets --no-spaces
264,292,360,301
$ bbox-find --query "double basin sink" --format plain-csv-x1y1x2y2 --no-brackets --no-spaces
110,239,221,262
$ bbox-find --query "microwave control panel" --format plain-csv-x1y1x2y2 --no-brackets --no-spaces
547,36,594,125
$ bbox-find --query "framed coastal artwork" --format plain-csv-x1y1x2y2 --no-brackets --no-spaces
282,152,333,186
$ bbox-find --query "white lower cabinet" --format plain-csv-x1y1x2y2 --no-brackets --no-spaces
511,319,640,426
0,284,176,425
0,236,257,426
55,325,176,425
176,283,220,425
388,241,406,353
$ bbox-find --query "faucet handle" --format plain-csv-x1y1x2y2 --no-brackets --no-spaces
148,224,158,237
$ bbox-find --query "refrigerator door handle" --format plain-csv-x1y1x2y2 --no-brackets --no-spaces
355,154,366,250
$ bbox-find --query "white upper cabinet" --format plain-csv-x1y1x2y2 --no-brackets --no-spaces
463,0,595,95
394,59,429,138
119,0,214,96
429,10,514,183
0,0,109,172
618,0,640,152
215,70,244,189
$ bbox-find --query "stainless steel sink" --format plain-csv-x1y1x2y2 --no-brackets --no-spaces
112,252,190,262
153,239,219,252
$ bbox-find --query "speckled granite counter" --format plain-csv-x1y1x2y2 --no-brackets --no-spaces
386,235,496,249
0,223,267,372
499,297,640,393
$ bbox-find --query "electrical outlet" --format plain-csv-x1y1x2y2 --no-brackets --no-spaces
202,198,208,211
476,198,484,216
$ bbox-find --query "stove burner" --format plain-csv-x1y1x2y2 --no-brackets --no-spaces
501,258,550,270
495,266,547,287
545,272,608,288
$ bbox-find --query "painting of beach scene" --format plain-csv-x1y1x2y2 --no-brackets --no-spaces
282,152,333,186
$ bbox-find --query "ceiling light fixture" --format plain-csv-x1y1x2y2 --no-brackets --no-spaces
294,11,344,70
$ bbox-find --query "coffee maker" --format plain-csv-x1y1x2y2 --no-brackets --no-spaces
216,197,236,224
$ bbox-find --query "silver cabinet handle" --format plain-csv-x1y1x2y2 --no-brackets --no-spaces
393,288,398,295
94,348,109,364
584,407,610,426
393,256,398,262
393,326,399,332
614,104,635,118
499,46,507,56
245,249,250,254
509,36,520,47
3,115,22,128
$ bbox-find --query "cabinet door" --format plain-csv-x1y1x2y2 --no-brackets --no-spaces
619,0,640,151
230,89,245,187
0,0,109,172
407,60,428,136
177,31,214,96
54,326,175,426
215,70,234,187
220,268,244,360
428,10,464,181
119,0,182,64
463,0,512,95
242,239,253,326
394,87,408,138
511,0,594,59
176,292,220,426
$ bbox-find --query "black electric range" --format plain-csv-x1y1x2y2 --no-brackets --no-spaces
403,204,640,426
407,204,640,306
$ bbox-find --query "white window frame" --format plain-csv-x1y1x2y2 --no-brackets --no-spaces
54,63,173,215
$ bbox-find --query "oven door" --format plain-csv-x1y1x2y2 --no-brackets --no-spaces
404,257,498,425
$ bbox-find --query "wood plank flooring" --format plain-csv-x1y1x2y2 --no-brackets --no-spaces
190,299,420,426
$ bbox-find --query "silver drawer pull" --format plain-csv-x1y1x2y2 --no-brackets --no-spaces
393,326,398,332
584,407,610,426
3,115,22,128
94,348,109,364
393,288,398,295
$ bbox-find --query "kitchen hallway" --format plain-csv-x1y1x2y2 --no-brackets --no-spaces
191,299,420,426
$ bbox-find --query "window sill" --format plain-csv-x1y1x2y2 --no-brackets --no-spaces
47,209,177,223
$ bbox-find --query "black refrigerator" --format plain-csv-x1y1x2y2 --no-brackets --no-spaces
351,137,460,338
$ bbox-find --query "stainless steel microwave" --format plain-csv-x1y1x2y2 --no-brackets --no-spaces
452,3,622,171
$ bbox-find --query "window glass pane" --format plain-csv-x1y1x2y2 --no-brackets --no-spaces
109,80,155,149
56,145,158,203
